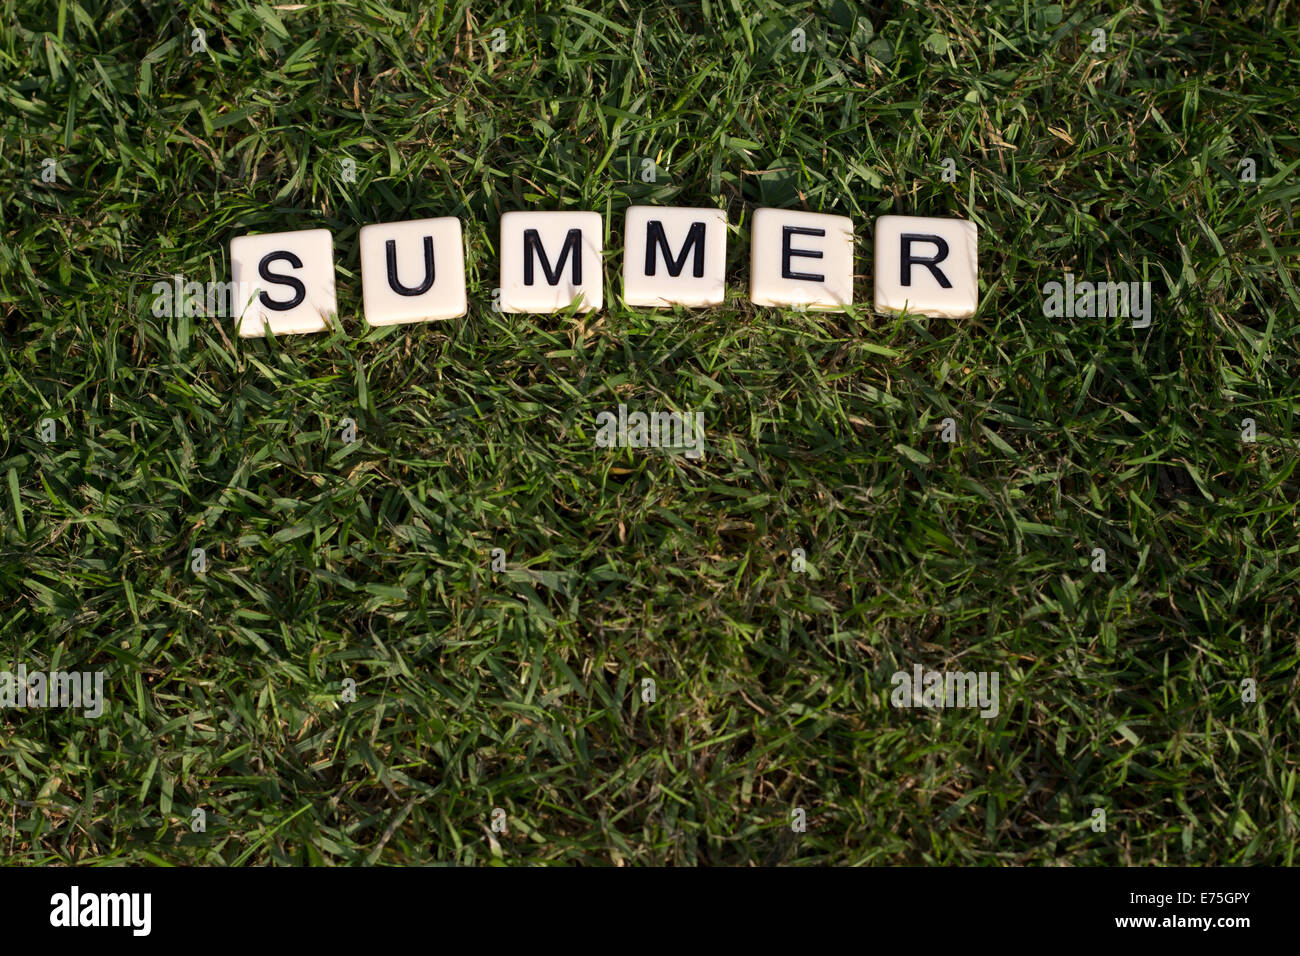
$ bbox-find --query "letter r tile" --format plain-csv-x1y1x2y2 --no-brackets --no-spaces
873,215,978,318
749,208,854,310
230,228,336,337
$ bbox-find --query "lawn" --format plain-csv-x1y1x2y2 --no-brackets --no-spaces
1,0,1298,865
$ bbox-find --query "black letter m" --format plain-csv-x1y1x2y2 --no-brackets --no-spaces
524,229,583,285
645,220,706,278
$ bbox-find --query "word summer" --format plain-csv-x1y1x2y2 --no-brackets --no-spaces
217,208,980,337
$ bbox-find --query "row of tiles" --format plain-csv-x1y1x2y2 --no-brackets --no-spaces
229,209,979,336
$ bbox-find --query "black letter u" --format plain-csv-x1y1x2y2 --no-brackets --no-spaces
385,237,435,296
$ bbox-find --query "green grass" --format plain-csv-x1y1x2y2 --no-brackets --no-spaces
1,0,1298,865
